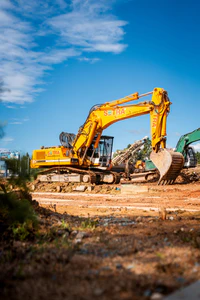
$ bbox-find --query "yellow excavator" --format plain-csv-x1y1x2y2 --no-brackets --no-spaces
31,87,184,185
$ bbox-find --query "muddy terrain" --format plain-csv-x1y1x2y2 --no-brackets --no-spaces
1,167,200,300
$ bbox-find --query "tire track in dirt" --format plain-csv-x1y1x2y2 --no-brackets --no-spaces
32,190,200,212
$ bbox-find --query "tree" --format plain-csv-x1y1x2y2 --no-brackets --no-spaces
5,153,30,180
195,152,200,164
134,138,152,161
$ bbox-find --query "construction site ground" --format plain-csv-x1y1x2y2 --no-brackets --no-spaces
1,167,200,300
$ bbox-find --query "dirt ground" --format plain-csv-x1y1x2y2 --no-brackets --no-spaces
1,167,200,300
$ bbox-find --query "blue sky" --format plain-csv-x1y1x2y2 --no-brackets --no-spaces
0,0,200,155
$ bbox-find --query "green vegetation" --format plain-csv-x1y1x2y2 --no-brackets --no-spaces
61,219,71,231
0,182,38,240
81,218,98,229
196,152,200,164
11,222,33,241
0,124,39,241
135,138,152,160
4,153,30,180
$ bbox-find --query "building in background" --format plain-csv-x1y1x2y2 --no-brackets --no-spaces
0,150,20,177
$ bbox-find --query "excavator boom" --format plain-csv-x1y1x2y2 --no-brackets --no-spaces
175,128,200,153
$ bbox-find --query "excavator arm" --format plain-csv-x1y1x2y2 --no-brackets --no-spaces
73,88,169,159
175,128,200,153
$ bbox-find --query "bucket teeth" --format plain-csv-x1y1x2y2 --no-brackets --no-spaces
160,179,175,185
150,149,184,185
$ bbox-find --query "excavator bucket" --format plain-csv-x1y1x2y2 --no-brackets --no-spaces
150,149,184,185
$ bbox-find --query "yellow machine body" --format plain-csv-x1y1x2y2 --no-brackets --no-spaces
31,88,184,184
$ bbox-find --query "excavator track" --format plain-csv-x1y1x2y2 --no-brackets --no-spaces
37,166,97,184
36,166,119,184
150,149,184,185
90,169,121,184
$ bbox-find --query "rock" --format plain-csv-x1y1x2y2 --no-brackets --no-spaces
87,186,94,192
135,216,142,222
74,238,82,244
144,290,151,297
71,230,78,237
73,185,87,192
126,264,135,270
56,186,61,192
148,218,154,223
159,207,167,220
51,217,61,224
93,288,104,296
76,231,88,239
151,292,164,299
116,263,123,269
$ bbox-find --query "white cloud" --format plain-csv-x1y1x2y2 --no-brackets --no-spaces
174,132,181,137
38,48,80,64
9,117,29,125
5,105,17,109
128,129,149,135
0,0,128,105
193,143,200,152
0,0,14,9
78,57,100,63
1,137,14,143
9,122,22,125
48,4,127,53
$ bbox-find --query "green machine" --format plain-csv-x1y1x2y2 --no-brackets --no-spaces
146,128,200,170
175,128,200,168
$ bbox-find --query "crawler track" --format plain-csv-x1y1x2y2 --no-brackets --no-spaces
37,166,121,184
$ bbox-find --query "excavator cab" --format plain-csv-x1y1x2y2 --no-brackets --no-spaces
89,135,114,168
184,146,197,168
